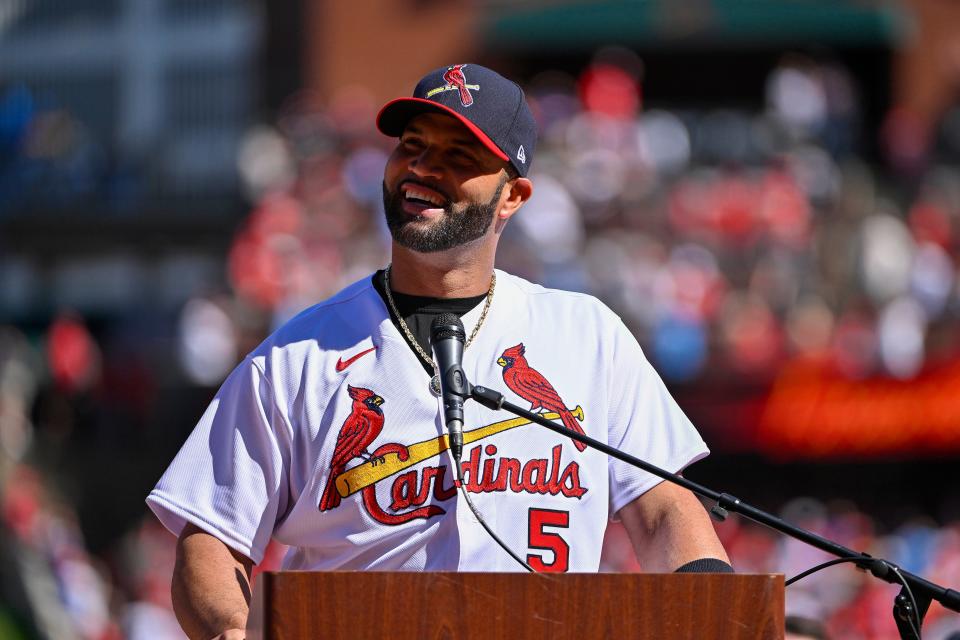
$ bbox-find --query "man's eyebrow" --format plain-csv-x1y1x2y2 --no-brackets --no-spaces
451,137,481,149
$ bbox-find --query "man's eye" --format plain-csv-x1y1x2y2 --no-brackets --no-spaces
449,150,476,164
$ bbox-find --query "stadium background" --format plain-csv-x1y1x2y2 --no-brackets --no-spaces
1,1,960,637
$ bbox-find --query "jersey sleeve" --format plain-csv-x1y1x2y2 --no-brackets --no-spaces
605,317,709,518
145,356,292,564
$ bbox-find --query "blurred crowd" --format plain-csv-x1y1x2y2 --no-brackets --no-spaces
603,497,960,639
0,462,285,639
2,50,960,637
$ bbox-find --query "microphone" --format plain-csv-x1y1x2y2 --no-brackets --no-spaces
430,313,470,463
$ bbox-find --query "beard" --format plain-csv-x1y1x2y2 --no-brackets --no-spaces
382,177,506,253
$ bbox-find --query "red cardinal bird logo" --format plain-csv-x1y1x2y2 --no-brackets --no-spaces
319,385,386,511
497,344,587,452
443,64,474,107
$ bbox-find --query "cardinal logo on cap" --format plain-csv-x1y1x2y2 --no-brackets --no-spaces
426,64,479,107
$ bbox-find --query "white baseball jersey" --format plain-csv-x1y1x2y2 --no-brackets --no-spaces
147,270,708,572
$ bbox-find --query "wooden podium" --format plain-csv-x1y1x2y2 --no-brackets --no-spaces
247,572,784,639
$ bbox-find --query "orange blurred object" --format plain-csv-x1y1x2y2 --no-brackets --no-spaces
758,356,960,459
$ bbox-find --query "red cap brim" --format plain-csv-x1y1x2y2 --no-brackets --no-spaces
376,97,510,163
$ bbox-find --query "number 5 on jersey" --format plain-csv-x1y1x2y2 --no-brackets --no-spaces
527,508,570,572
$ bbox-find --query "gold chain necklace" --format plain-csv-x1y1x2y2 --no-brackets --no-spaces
383,265,496,395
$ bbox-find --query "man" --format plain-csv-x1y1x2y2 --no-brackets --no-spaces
148,64,730,640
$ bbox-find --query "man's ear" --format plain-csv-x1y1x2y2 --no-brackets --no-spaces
498,177,533,220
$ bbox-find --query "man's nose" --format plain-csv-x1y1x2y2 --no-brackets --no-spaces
409,147,443,179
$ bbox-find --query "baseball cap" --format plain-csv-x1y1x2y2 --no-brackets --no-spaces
376,64,537,177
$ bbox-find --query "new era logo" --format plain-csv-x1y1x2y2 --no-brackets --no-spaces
517,145,526,164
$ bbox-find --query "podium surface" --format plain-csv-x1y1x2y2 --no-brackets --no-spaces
248,571,784,639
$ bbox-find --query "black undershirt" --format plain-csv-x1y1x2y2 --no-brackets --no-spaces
372,270,486,376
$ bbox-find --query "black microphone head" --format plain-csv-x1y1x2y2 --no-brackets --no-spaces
430,313,465,346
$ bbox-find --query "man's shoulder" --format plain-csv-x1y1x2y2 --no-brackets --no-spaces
251,274,382,360
285,275,378,325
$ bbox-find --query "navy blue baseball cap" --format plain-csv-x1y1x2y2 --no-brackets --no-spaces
376,64,537,177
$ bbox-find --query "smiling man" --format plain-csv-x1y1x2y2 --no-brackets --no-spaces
148,64,729,640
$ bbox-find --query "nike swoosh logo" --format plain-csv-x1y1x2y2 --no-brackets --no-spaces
335,346,376,372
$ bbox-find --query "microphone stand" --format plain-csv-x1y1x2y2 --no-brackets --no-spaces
468,384,960,640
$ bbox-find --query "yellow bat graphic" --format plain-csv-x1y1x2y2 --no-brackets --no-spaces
335,406,585,498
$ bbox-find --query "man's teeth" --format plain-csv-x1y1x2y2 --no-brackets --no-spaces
403,187,444,207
